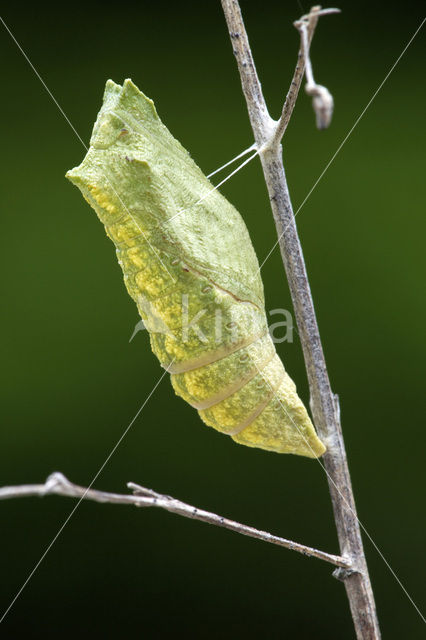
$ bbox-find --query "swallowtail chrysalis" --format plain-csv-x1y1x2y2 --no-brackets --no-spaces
67,79,326,458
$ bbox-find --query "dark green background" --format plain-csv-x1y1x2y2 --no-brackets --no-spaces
1,1,425,637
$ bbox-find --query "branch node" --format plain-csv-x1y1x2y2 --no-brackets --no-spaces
332,565,358,582
127,482,164,500
44,472,69,494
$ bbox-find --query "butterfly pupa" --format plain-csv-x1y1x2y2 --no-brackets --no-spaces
66,79,326,458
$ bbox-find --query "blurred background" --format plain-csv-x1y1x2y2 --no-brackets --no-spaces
0,0,425,637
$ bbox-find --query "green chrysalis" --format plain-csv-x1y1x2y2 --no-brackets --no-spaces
66,79,326,458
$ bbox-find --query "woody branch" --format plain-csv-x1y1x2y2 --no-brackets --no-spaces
220,2,381,639
0,472,350,569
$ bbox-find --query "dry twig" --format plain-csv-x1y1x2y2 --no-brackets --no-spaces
220,2,380,638
0,472,351,569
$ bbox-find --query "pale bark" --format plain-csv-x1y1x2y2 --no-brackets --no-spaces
0,472,350,569
220,2,381,638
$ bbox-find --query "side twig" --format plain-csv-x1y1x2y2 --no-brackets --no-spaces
273,5,320,144
220,2,381,639
272,6,340,145
0,472,350,569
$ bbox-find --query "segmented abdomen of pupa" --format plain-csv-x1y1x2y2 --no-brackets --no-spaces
170,332,326,458
66,78,326,458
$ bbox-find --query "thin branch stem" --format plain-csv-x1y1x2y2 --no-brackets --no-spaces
0,473,350,569
273,6,321,144
220,2,381,638
217,0,275,146
272,6,340,146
